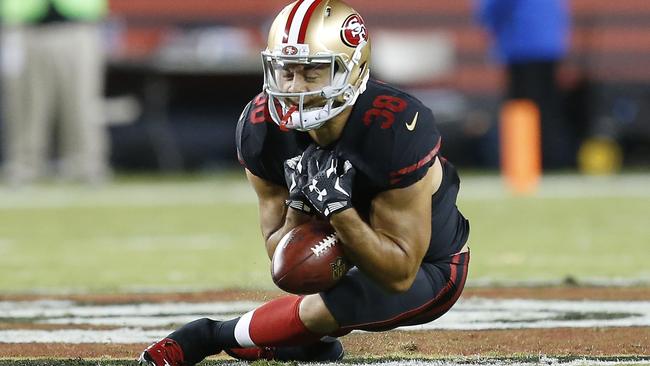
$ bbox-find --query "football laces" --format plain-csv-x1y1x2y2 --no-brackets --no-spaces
310,234,338,256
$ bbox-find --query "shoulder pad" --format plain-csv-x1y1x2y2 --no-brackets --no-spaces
235,100,253,166
235,96,269,178
346,84,442,189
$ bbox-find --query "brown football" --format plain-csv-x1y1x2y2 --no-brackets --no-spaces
271,221,349,294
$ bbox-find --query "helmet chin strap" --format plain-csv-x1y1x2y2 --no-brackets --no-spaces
280,105,298,128
273,83,359,131
280,101,336,131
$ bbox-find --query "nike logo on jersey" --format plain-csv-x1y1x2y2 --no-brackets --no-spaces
406,112,419,131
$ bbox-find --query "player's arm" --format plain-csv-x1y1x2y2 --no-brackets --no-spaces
330,159,441,293
245,169,312,259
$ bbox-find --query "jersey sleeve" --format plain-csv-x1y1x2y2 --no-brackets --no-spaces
388,104,442,189
235,100,253,165
235,94,289,186
235,98,273,181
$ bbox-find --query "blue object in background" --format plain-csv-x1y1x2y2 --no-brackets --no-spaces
476,0,570,63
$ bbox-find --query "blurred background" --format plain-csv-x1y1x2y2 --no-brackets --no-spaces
2,0,649,178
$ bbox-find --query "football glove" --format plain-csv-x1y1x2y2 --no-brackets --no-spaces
302,151,356,219
283,153,311,214
283,144,328,214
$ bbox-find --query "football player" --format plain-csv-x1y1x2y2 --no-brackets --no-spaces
139,0,470,364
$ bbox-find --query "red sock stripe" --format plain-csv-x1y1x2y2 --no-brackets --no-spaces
282,0,304,43
248,295,321,347
297,0,323,43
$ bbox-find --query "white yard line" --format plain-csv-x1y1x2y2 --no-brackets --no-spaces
0,300,259,318
1,298,649,343
0,329,166,344
468,277,650,287
405,298,650,330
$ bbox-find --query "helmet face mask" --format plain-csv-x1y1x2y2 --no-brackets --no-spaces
262,51,359,130
262,0,371,131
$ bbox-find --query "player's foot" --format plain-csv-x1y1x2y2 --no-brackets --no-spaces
225,337,344,362
224,346,275,361
138,338,186,366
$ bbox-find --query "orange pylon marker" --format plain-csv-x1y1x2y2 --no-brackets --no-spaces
499,99,541,195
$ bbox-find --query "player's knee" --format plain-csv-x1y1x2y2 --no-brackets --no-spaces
383,278,413,294
298,294,339,334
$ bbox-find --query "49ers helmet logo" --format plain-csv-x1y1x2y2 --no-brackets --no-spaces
340,14,367,48
282,45,299,55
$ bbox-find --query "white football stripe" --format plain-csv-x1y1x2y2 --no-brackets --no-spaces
287,0,317,44
233,309,256,347
1,298,650,344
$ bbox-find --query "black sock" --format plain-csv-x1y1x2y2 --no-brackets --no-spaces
167,317,240,365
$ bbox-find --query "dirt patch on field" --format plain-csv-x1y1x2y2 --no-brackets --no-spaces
1,286,649,304
463,286,650,301
0,328,647,359
0,286,648,359
344,327,650,357
0,289,279,304
0,323,117,331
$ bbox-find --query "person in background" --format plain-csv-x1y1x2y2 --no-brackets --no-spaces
476,0,575,169
0,0,109,185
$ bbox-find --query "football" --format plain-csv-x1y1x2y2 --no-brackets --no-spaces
271,221,349,294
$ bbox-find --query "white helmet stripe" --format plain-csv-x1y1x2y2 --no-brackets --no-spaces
287,0,318,44
281,0,304,43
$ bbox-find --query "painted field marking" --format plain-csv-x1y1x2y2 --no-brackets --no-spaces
312,359,650,366
305,359,650,366
0,298,649,343
409,297,650,330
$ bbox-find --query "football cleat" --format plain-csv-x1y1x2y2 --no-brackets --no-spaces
224,346,276,361
225,338,344,362
138,338,186,366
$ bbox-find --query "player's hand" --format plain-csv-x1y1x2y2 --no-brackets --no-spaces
283,144,328,214
283,153,312,214
302,151,356,219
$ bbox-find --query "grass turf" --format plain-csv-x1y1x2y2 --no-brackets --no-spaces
0,171,648,292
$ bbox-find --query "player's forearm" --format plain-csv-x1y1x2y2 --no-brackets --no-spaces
329,209,417,292
264,208,312,260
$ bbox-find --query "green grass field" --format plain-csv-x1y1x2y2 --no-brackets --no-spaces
0,171,649,293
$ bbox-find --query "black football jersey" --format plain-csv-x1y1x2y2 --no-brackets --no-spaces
236,79,469,261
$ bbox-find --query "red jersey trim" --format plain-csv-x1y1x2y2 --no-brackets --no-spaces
389,137,442,185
